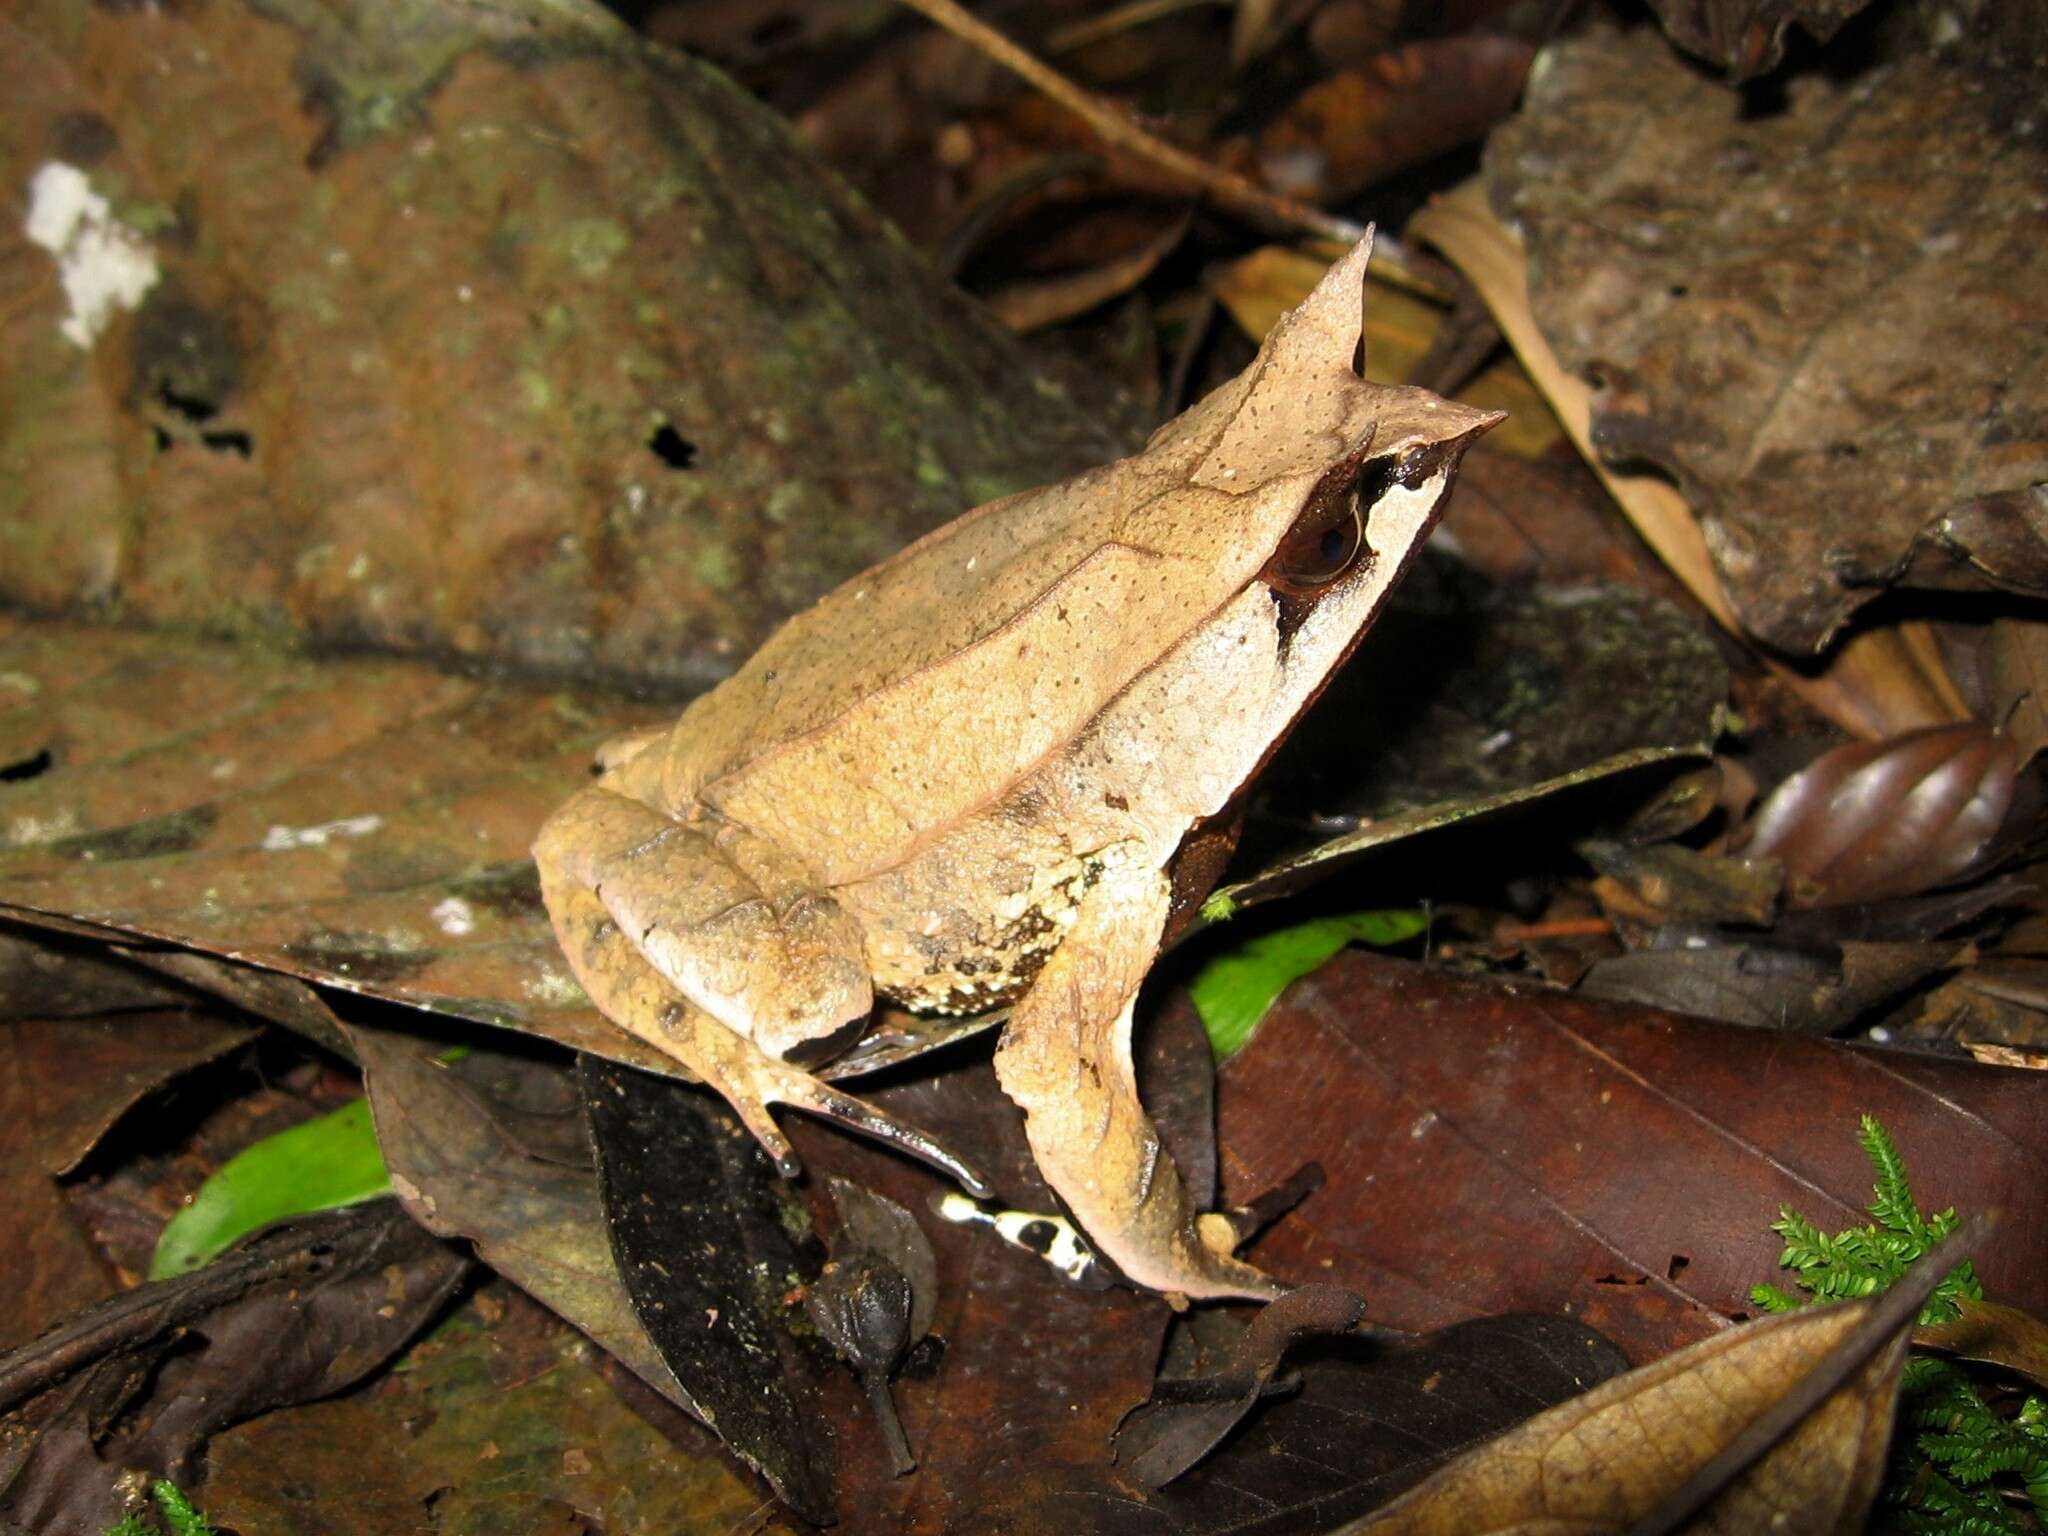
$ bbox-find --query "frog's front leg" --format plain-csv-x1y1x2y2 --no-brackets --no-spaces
992,860,1285,1302
535,785,991,1196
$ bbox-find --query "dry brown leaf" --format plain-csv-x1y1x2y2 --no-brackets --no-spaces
1244,36,1535,204
1738,723,2019,908
1411,181,1974,741
1487,21,2048,655
984,211,1190,332
1341,1279,1936,1534
1915,1295,2048,1389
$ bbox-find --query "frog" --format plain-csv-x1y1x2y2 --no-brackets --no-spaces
534,234,1501,1302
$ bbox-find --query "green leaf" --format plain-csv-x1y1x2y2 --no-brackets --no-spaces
1189,909,1428,1060
149,1098,391,1280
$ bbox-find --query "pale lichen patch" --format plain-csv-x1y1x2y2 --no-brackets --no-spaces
23,162,161,349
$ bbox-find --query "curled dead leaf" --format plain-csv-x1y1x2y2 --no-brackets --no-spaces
1737,724,2019,908
1340,1221,1982,1535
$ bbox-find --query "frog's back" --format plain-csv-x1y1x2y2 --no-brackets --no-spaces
666,413,1251,885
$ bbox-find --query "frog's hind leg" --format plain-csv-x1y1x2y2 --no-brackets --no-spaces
993,859,1285,1303
538,842,991,1196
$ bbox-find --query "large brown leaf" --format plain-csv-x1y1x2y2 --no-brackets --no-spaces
0,0,1111,690
1487,21,2048,655
1215,952,2047,1361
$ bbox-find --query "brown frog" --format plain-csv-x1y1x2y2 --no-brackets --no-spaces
535,236,1500,1301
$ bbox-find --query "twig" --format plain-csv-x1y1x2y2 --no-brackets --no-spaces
891,0,1361,244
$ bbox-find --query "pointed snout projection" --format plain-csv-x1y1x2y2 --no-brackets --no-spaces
1194,229,1506,500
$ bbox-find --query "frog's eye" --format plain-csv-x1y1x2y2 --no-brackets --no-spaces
1261,454,1387,597
1265,487,1364,595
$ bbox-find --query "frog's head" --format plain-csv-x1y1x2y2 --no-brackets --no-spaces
1171,232,1502,705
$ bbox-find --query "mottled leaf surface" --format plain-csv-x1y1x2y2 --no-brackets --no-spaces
1489,21,2048,653
1213,953,2048,1361
0,0,1111,689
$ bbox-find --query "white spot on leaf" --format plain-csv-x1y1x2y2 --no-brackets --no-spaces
260,814,384,851
23,162,160,349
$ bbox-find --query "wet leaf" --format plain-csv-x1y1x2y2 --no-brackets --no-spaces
969,1312,1631,1533
781,1021,1186,1530
1213,952,2048,1360
1914,1295,2048,1390
1737,724,2019,907
149,1096,390,1279
1580,839,1781,927
1190,910,1426,1059
0,0,1111,689
985,211,1190,332
1487,21,2048,656
581,1055,835,1523
1210,745,1701,916
1340,1231,1967,1534
0,1203,468,1536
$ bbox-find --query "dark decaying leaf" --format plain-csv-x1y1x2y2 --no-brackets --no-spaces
0,1202,468,1536
5,1009,256,1178
1261,576,1727,829
1340,1224,1979,1535
1214,953,2047,1360
970,1312,1630,1534
1489,21,2048,654
1239,36,1536,204
581,1054,836,1524
1577,937,1961,1036
0,0,1109,690
1114,1282,1367,1491
0,924,198,1021
0,616,997,1082
349,1023,686,1422
0,1021,118,1354
1643,0,1870,78
1736,723,2019,907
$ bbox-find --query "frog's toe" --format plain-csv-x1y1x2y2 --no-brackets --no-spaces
764,1068,994,1199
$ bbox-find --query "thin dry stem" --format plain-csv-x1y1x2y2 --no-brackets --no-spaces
892,0,1361,244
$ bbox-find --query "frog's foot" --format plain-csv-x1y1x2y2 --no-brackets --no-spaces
539,858,992,1197
992,861,1287,1303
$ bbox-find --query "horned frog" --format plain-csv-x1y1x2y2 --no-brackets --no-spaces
535,235,1499,1301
